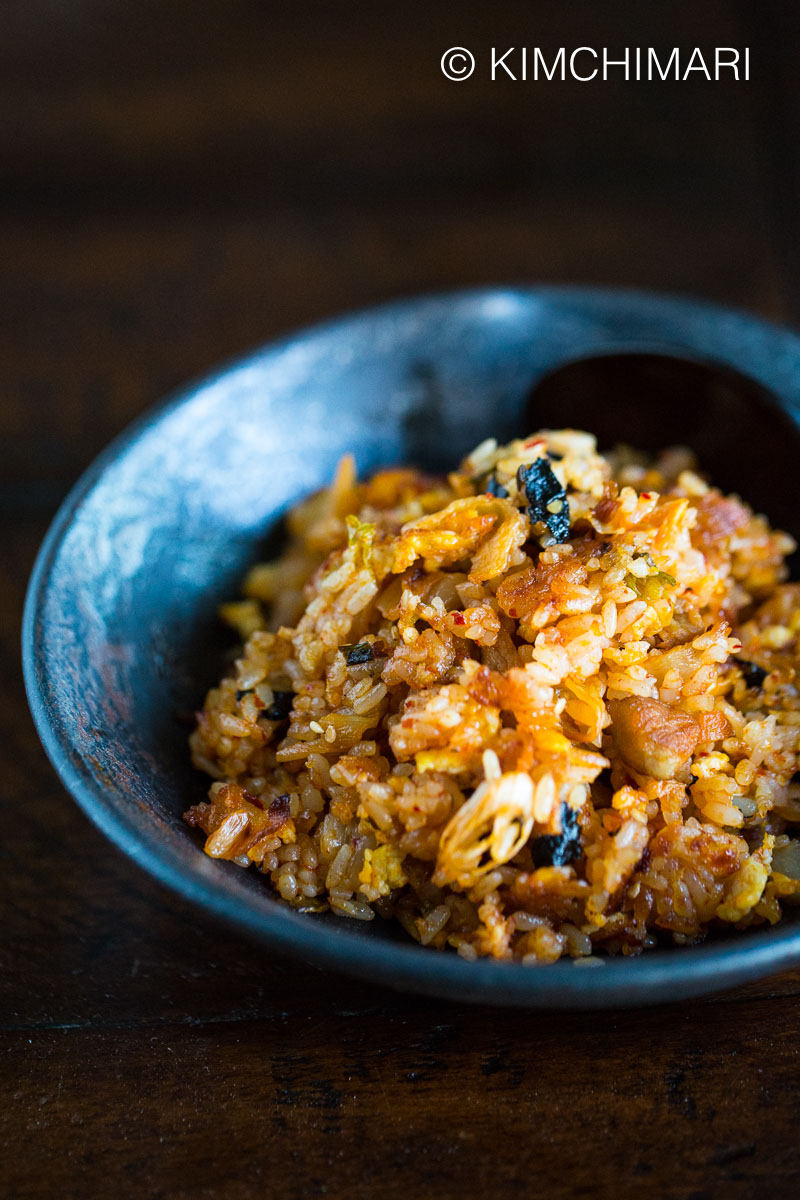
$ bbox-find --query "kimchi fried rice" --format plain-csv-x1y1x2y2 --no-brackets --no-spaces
184,429,800,963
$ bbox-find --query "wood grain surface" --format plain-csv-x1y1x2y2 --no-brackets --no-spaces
3,2,800,1196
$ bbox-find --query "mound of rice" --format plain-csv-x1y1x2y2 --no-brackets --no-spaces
184,429,800,962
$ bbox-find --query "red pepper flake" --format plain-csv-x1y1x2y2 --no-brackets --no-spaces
524,437,545,448
641,492,652,500
453,612,466,626
243,794,292,850
267,793,291,825
242,790,265,810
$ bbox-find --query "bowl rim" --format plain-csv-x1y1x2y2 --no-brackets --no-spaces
23,282,800,1008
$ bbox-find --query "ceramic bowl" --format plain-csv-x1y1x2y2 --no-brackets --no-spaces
24,286,800,1007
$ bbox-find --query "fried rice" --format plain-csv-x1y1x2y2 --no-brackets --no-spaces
184,429,800,963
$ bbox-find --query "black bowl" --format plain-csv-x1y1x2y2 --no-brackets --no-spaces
23,286,800,1008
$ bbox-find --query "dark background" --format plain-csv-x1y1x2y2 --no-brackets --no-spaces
4,2,800,1197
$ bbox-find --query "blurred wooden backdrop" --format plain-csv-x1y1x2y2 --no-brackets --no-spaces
3,2,800,1197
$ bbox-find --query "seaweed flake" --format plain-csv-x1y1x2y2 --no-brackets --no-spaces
344,643,375,665
485,474,509,499
517,458,570,543
738,660,767,689
531,802,581,867
263,690,294,721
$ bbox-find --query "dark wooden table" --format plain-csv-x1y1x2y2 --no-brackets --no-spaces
3,3,800,1196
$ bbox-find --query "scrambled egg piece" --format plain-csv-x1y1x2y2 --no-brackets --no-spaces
716,835,774,922
359,844,407,901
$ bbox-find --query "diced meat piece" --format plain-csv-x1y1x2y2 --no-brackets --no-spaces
693,491,750,555
694,709,731,744
608,696,700,780
496,557,587,624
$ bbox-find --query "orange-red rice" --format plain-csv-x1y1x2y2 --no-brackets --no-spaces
184,430,800,962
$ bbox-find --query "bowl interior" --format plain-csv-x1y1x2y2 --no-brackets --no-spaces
26,287,800,1005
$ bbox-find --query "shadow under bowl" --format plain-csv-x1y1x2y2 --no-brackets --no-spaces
23,285,800,1008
